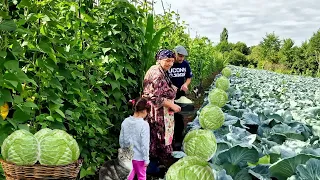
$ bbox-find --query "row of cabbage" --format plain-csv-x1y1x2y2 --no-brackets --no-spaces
168,66,320,180
165,67,232,180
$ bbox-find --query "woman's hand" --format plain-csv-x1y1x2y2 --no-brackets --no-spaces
163,99,181,113
171,104,181,113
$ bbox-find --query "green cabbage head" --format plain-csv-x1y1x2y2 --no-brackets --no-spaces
208,88,228,107
166,156,215,180
216,76,230,91
183,129,217,161
1,129,38,165
34,128,52,142
222,67,232,77
199,104,225,130
38,129,80,166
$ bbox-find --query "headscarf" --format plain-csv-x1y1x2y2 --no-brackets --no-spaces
155,49,175,61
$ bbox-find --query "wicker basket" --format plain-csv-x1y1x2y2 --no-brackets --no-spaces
0,159,83,180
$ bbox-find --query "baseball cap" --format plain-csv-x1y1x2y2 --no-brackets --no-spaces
174,45,188,56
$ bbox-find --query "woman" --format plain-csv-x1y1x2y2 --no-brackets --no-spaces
142,49,181,170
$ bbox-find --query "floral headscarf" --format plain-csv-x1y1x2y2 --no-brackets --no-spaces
155,49,175,61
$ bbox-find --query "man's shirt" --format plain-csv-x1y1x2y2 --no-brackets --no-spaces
167,60,193,89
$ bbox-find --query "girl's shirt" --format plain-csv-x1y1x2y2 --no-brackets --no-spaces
119,116,150,164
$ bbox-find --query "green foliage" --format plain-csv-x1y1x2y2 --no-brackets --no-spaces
0,1,227,179
220,27,229,42
216,28,320,78
0,0,144,178
233,41,250,55
187,66,320,179
154,11,191,49
188,37,221,88
141,13,168,90
154,12,227,89
227,50,248,66
217,41,232,53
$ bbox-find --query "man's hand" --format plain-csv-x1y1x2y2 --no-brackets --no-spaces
181,83,189,92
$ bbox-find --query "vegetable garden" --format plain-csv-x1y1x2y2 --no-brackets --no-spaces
170,66,320,179
1,0,320,179
0,0,225,179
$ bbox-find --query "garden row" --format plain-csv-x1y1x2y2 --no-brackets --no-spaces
168,66,320,180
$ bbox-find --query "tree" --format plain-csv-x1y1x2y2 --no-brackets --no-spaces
247,45,264,66
278,38,295,66
220,27,228,42
233,41,250,55
308,30,320,74
260,32,281,63
216,41,232,53
227,50,248,66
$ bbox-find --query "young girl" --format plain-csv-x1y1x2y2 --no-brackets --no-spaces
119,97,151,180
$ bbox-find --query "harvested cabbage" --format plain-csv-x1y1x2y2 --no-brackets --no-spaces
34,128,52,142
222,67,232,77
199,104,225,130
208,88,228,107
1,130,38,165
183,129,217,161
1,129,80,166
175,96,193,104
166,156,215,180
39,129,80,166
216,76,230,91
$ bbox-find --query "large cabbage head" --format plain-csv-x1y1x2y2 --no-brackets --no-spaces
208,88,228,107
38,129,80,165
1,129,38,165
216,76,230,91
166,156,215,180
183,129,217,161
34,128,52,142
199,104,225,130
221,67,232,77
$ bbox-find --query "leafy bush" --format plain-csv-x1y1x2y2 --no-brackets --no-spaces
0,0,144,178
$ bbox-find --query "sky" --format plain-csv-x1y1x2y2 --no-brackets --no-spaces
153,0,320,46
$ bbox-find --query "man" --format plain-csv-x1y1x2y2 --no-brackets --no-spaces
168,45,193,100
168,45,193,150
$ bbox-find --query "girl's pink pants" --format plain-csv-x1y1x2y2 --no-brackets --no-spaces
127,160,146,180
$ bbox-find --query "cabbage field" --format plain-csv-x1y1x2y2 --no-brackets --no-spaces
173,66,320,180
